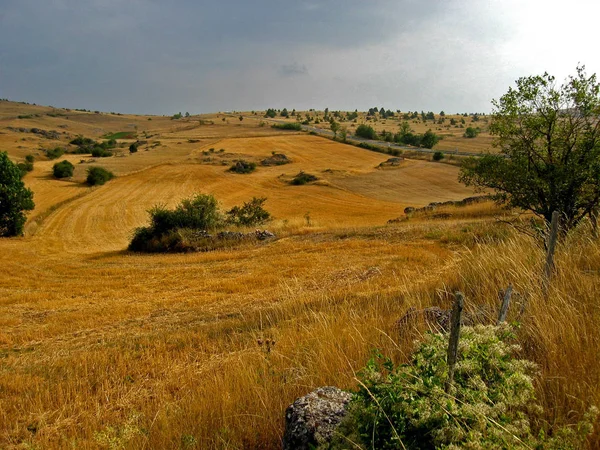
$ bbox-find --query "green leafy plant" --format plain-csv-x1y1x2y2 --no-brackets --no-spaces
332,325,597,450
229,160,256,174
291,171,318,185
226,197,271,226
86,167,114,186
432,151,444,161
45,147,65,160
0,151,34,236
53,160,74,178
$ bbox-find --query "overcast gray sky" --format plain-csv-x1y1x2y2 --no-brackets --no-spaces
2,0,599,115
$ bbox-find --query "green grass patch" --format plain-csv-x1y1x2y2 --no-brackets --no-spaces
102,131,137,140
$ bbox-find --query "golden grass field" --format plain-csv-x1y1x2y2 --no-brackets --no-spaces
1,101,599,448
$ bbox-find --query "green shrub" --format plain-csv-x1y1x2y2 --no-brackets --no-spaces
86,167,114,186
17,157,34,177
53,160,74,178
432,151,444,161
271,122,302,131
129,142,139,153
46,147,65,160
355,124,378,140
91,147,113,157
332,325,597,450
229,160,256,174
226,197,270,226
128,194,274,252
291,171,318,185
464,126,481,138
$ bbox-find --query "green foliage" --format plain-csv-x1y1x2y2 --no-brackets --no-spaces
460,66,600,231
17,161,34,177
86,167,114,186
332,325,597,450
102,131,137,140
129,142,139,153
45,147,65,160
229,160,256,174
53,160,74,178
91,147,113,157
330,121,340,139
264,108,277,118
355,124,378,140
171,112,183,120
280,108,289,118
25,154,35,163
420,129,440,149
291,171,318,185
226,197,271,226
271,122,302,131
0,151,34,236
432,151,444,161
464,126,481,138
128,194,272,252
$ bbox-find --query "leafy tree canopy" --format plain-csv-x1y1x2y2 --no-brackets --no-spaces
0,151,34,236
460,66,600,231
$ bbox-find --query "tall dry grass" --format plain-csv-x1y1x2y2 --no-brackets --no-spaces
3,217,598,448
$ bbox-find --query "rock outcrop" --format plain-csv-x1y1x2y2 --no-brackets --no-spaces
283,386,353,450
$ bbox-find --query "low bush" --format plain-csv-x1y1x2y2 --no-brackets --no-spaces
53,160,74,178
229,160,256,174
17,162,34,177
332,325,597,449
226,197,270,226
464,126,481,138
128,194,272,253
355,124,378,140
129,142,139,153
432,151,444,161
291,171,318,185
271,122,302,131
91,147,113,157
25,154,35,163
46,147,65,160
86,167,114,186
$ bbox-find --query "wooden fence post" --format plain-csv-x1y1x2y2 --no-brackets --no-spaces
497,284,513,324
542,211,560,295
445,292,464,393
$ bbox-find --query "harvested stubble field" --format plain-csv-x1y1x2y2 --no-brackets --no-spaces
1,102,599,448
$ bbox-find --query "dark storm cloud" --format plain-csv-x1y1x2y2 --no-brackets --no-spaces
1,0,599,114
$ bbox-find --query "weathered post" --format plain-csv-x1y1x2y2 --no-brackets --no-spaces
542,211,560,295
497,284,513,324
445,292,464,393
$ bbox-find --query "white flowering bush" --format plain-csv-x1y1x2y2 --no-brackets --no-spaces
330,325,596,449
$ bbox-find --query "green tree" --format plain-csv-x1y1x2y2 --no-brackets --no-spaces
464,126,480,138
421,129,440,148
330,121,340,139
0,151,34,236
355,124,377,140
280,108,289,118
53,160,74,178
460,66,600,232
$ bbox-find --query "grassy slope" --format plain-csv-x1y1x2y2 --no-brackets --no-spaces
0,101,598,448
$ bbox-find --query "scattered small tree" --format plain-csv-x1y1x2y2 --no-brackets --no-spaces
129,142,139,153
432,151,444,161
53,160,74,178
421,129,440,149
226,197,271,226
86,167,114,186
330,121,340,139
0,151,34,236
464,126,480,138
355,124,377,140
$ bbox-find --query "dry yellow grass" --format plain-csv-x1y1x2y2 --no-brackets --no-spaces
0,101,598,448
